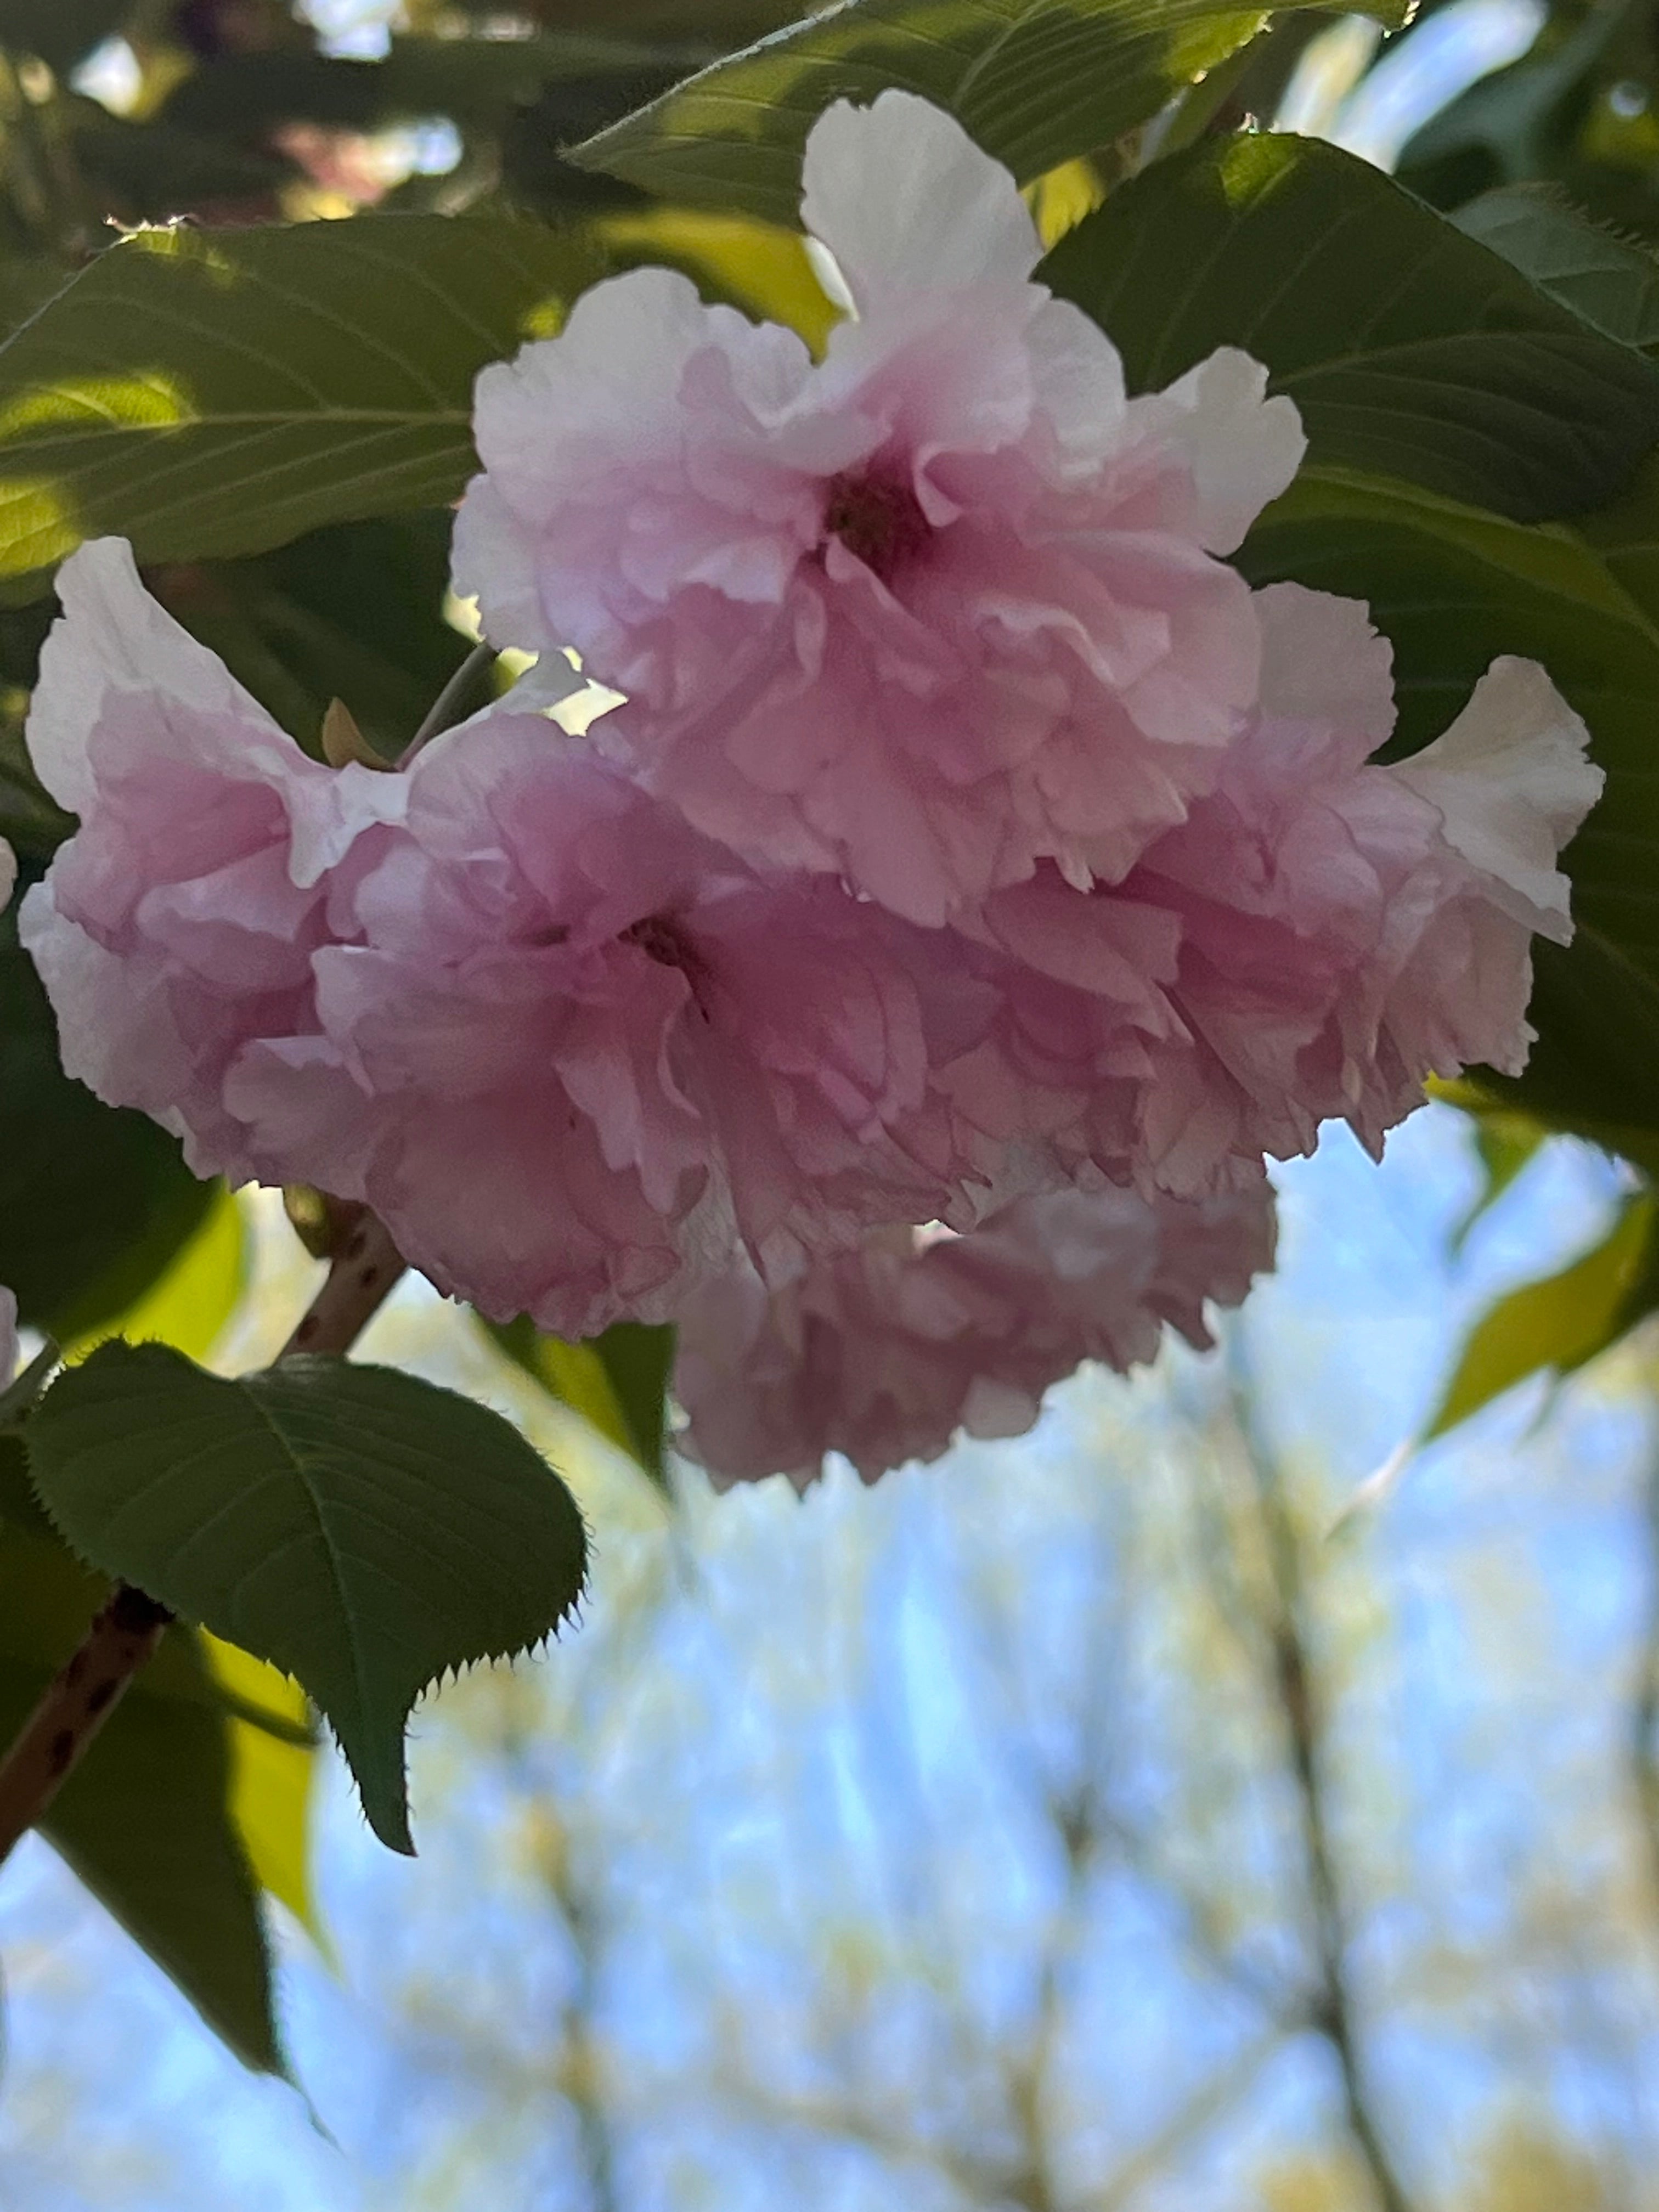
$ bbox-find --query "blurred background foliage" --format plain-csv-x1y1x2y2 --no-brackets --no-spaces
4,0,1659,2202
9,1118,1659,2210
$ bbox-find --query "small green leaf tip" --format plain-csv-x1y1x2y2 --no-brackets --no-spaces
25,1341,589,1854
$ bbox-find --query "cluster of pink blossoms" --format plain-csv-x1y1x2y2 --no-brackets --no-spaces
18,93,1602,1485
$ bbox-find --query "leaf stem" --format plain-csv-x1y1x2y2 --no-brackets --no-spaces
0,1586,173,1868
0,1212,407,1870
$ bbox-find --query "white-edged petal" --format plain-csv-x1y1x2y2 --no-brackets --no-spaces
800,91,1041,317
1254,582,1396,751
27,538,277,814
1395,657,1602,943
0,1285,15,1387
1126,348,1305,554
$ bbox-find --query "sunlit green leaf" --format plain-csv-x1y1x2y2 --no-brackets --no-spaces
0,213,605,582
1042,131,1659,521
205,1635,325,1949
26,1343,590,1855
1452,1110,1549,1252
64,1186,247,1367
571,0,1409,225
1425,1194,1658,1438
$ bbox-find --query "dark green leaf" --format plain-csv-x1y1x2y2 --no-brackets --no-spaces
0,1432,52,1539
1424,1193,1659,1439
1454,184,1659,353
0,922,214,1338
0,712,76,859
571,0,1409,225
0,1521,283,2072
0,1340,59,1432
161,36,706,140
1240,466,1659,1139
0,212,605,582
155,512,472,762
69,114,292,224
1041,131,1659,522
26,1343,590,1854
594,1321,675,1487
2,0,130,70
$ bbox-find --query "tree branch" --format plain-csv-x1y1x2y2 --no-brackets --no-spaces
1225,1375,1417,2212
0,1585,173,1866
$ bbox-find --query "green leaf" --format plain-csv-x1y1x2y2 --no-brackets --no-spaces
64,1184,247,1366
1040,131,1659,522
204,1636,325,1950
570,0,1409,225
0,1522,283,2072
1240,466,1659,1140
486,1313,675,1492
69,115,293,225
1394,4,1620,214
159,512,473,763
0,711,77,860
0,922,215,1339
1455,1118,1548,1252
0,1431,53,1539
1424,1194,1659,1440
26,1342,590,1855
0,212,605,583
2,0,130,70
1453,185,1659,354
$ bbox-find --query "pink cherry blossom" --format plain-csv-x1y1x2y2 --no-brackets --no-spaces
676,1181,1277,1488
18,547,1009,1338
227,712,1003,1338
453,91,1305,926
943,585,1603,1197
18,539,407,1184
19,548,987,1338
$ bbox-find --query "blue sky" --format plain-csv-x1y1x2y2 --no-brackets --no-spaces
4,1104,1656,2210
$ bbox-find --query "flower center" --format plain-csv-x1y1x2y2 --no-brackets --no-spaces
621,915,694,970
821,467,931,583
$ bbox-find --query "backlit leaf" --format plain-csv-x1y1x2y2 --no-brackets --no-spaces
0,213,605,582
572,0,1409,226
1424,1194,1659,1438
487,1314,675,1493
